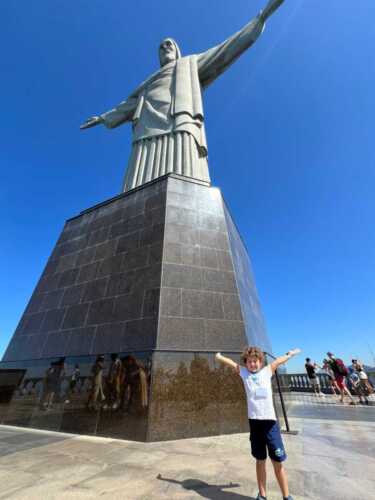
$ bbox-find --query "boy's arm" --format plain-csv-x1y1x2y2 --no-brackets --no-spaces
270,348,301,374
215,353,240,374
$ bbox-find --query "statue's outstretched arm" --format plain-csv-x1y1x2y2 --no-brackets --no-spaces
260,0,285,22
80,116,103,130
80,96,138,131
198,0,286,88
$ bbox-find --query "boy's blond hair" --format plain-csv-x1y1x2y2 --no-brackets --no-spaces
241,346,265,365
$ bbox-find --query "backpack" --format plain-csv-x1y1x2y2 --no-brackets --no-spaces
335,358,348,376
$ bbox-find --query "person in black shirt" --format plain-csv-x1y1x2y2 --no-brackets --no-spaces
305,358,324,396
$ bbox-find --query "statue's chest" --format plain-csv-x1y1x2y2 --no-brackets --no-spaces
146,64,175,103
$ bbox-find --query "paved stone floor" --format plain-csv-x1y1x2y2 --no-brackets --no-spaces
287,391,375,422
0,397,374,500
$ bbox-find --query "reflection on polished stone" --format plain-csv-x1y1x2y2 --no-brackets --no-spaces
0,353,151,441
0,368,26,424
148,352,248,441
0,350,250,441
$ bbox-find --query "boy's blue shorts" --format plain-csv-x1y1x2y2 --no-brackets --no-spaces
248,419,287,462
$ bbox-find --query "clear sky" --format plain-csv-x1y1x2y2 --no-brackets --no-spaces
1,0,375,373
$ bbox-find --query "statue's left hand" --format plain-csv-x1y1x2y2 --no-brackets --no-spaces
260,0,285,22
80,116,103,130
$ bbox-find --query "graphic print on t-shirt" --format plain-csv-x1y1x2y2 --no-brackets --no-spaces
239,365,276,421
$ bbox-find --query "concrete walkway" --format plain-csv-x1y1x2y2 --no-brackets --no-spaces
0,404,374,500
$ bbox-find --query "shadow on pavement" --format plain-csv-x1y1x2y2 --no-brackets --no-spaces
157,474,254,499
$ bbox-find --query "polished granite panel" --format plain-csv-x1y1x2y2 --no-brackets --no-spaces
90,322,126,354
2,174,272,442
95,352,151,441
157,318,206,350
3,179,167,362
157,177,248,352
223,203,272,353
0,352,151,440
0,369,26,424
147,351,248,441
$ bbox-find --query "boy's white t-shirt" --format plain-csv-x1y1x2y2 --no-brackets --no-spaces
239,365,276,421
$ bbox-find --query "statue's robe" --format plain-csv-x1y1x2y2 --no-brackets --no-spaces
100,15,265,192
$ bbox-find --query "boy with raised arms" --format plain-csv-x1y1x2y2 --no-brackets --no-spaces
216,346,301,500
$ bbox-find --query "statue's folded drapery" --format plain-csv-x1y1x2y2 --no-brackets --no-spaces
123,132,209,192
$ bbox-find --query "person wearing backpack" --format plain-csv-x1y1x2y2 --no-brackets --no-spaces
327,352,356,405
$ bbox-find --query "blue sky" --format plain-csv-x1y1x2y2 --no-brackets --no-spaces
1,0,375,373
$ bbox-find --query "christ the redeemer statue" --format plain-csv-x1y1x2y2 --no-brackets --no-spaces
81,0,285,192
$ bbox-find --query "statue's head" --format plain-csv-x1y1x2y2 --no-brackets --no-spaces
159,38,181,66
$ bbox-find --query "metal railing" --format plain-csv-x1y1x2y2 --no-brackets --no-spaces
281,371,375,394
264,352,297,434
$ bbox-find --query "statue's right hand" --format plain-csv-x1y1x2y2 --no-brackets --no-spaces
260,0,285,22
80,116,103,130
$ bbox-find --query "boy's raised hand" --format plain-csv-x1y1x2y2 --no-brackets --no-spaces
271,348,301,373
287,348,301,357
215,353,239,371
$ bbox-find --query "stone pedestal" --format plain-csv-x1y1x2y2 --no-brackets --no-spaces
0,175,271,441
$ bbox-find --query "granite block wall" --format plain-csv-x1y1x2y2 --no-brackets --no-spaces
1,174,272,441
3,180,167,362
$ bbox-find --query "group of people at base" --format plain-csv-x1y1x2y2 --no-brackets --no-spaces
39,354,148,413
305,352,373,405
216,347,301,500
86,353,148,412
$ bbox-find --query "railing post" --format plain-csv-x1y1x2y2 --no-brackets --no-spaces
264,351,298,435
274,368,291,433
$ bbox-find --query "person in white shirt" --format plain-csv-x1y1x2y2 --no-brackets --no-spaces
216,346,301,500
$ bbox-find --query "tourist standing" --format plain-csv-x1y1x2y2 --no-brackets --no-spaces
65,364,80,404
304,358,324,396
105,353,122,410
322,359,340,396
40,357,66,410
351,360,373,403
87,355,106,410
216,346,301,500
